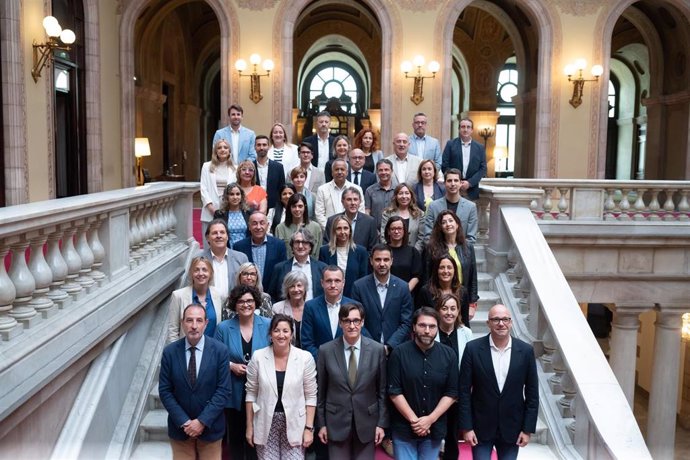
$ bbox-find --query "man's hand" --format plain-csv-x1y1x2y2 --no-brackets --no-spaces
517,431,531,447
318,426,328,444
460,180,470,191
183,419,205,438
230,362,247,376
411,416,433,436
374,427,385,445
463,429,478,446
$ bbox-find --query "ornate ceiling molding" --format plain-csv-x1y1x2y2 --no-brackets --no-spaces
236,0,278,11
554,0,602,17
393,0,444,13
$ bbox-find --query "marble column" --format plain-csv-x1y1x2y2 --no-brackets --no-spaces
609,306,647,408
647,308,682,460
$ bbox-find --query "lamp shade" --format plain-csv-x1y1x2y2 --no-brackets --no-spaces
135,138,151,158
60,29,76,45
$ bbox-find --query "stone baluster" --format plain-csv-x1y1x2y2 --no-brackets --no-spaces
511,260,524,298
632,188,647,221
648,189,661,221
45,227,70,308
558,371,578,419
144,203,158,253
506,244,518,282
540,327,556,372
647,308,682,460
74,220,96,290
476,196,490,244
548,348,566,394
541,187,554,220
89,215,107,285
129,206,143,266
27,230,56,318
617,188,631,221
604,188,617,221
557,187,570,220
678,190,690,221
662,189,676,222
167,198,178,241
60,225,84,298
8,238,38,328
517,271,530,314
137,204,152,259
152,200,166,249
0,241,20,340
609,307,646,408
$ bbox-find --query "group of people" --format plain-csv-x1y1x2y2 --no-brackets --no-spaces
159,105,539,460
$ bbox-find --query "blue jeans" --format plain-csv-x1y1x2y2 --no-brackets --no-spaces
471,439,520,460
392,434,442,460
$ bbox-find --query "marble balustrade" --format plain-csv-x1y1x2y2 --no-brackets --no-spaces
0,182,197,342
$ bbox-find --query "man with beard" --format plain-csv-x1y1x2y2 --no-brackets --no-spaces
387,307,458,459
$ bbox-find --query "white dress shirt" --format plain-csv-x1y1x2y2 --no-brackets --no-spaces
317,137,330,169
392,155,409,185
489,335,512,392
461,141,471,176
185,335,206,379
343,336,362,368
292,258,313,301
326,298,342,338
230,128,241,165
211,249,229,297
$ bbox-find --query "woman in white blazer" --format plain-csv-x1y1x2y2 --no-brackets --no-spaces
167,256,226,343
267,123,300,173
434,293,473,460
200,138,237,247
245,313,317,459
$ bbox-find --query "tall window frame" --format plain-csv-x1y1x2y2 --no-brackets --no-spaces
495,61,518,173
301,62,365,116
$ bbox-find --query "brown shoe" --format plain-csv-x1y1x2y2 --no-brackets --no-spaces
381,438,394,458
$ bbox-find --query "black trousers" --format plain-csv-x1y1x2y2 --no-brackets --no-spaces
442,402,460,460
224,406,256,460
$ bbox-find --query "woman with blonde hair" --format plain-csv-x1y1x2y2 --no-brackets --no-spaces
200,138,236,246
380,182,425,251
318,215,368,297
236,160,268,214
268,122,300,173
167,256,225,342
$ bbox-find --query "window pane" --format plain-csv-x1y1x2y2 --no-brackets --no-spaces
509,69,518,84
324,81,343,98
497,107,515,116
342,75,356,91
318,68,334,81
333,67,349,81
500,83,518,102
345,90,357,103
498,69,510,85
310,76,324,92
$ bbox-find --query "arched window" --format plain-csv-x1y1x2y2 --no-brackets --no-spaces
303,63,363,116
608,80,617,119
496,61,518,173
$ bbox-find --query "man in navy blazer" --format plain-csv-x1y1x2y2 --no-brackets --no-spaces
351,244,413,355
253,135,285,211
159,304,231,458
268,228,327,302
233,211,287,286
212,104,256,163
459,304,538,460
301,265,359,360
441,118,487,200
302,110,336,169
347,148,377,192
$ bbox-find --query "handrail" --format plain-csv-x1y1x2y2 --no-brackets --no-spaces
482,184,651,459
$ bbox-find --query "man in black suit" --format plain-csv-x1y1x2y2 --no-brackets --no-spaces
348,148,377,192
233,211,287,285
351,244,413,355
268,228,327,302
324,186,378,252
302,110,336,170
441,118,487,200
459,304,539,460
159,304,231,459
317,303,388,459
253,134,285,211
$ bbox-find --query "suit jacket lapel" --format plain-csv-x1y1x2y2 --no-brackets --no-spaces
504,339,521,390
479,336,501,394
265,347,278,397
176,341,194,389
332,337,351,388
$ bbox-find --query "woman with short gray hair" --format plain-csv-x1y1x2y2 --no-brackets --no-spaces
272,271,310,348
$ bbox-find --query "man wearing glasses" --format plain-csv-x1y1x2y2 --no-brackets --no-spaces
387,307,459,459
459,304,538,460
316,303,388,459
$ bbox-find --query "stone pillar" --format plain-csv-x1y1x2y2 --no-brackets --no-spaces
647,308,682,460
609,306,647,408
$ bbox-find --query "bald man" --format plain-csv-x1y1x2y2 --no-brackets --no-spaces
385,132,423,186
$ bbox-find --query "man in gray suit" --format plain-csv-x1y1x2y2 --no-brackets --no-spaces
317,303,388,459
199,218,248,296
408,112,442,169
422,169,478,245
385,133,423,187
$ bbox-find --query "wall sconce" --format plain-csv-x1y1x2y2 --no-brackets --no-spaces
564,59,603,108
682,312,690,342
401,56,440,105
235,54,274,104
135,137,151,186
479,126,494,146
32,16,76,83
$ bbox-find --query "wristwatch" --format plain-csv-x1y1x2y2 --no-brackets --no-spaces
304,425,314,432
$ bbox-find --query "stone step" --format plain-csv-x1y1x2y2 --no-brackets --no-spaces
148,385,164,410
477,290,500,309
477,272,493,291
140,409,168,442
131,441,171,460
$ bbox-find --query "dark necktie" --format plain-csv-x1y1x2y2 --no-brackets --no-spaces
188,346,197,386
353,171,359,186
348,345,357,386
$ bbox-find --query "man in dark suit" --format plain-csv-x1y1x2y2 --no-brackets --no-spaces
324,187,379,251
159,304,231,459
233,211,287,286
317,303,388,459
301,265,358,360
459,304,539,460
351,244,413,355
302,110,336,170
268,228,327,302
348,148,377,192
253,134,285,211
441,118,487,200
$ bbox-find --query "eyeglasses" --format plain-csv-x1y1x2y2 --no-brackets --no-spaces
236,299,256,306
341,318,362,326
293,240,310,246
488,317,512,325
